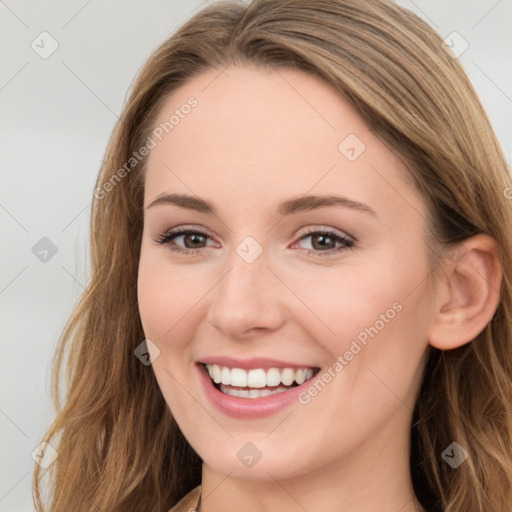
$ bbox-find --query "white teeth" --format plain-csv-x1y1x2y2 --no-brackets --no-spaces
205,364,317,388
230,368,248,387
266,368,281,387
212,364,221,383
295,368,307,385
280,368,295,386
221,366,231,385
219,383,291,398
247,368,267,388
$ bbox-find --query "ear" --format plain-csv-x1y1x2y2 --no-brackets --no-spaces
428,234,502,350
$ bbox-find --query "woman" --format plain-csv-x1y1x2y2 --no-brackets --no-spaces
33,0,512,511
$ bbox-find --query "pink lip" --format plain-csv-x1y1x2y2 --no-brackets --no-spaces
198,356,316,370
196,362,320,419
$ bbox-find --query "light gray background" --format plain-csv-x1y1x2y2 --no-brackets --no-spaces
1,1,511,510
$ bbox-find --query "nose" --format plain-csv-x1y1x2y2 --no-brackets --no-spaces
206,248,286,339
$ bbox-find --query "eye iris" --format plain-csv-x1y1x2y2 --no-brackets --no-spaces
311,233,335,250
184,233,206,248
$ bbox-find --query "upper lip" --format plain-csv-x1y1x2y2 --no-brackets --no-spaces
198,356,319,370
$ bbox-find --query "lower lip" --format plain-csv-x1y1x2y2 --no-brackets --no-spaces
196,363,316,419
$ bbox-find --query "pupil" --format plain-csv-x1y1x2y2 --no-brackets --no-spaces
313,234,334,250
185,234,205,248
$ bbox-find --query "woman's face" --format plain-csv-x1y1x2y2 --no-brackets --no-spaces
137,65,437,480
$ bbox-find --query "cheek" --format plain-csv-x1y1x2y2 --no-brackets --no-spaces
137,251,211,352
288,251,422,337
137,254,201,412
138,252,177,341
287,249,432,390
289,261,430,437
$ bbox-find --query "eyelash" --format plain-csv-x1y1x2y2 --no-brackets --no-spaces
154,226,355,258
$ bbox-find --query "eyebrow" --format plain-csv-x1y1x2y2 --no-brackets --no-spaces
146,193,377,217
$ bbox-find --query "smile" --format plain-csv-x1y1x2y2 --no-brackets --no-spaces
204,363,321,399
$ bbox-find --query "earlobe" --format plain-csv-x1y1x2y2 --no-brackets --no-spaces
428,234,502,351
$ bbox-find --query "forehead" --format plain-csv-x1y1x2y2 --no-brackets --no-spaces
144,64,424,223
148,64,370,167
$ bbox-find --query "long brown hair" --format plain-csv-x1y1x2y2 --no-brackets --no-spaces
33,1,512,510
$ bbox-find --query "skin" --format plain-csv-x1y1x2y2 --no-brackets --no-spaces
137,64,501,512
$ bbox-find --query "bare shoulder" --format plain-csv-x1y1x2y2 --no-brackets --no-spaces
167,485,201,512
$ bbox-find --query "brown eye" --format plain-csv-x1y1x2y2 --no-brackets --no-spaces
310,233,337,250
155,228,216,254
182,232,207,248
295,228,355,257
